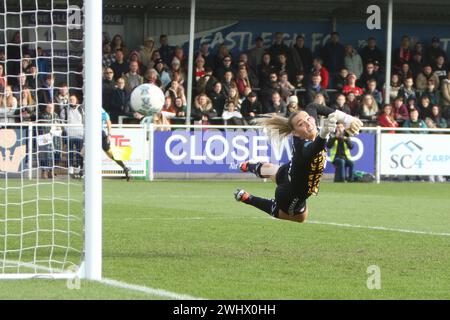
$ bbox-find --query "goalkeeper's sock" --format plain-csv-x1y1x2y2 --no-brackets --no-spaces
245,162,264,178
244,195,276,216
114,159,126,170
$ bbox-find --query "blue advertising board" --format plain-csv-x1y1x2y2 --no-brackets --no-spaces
153,129,375,174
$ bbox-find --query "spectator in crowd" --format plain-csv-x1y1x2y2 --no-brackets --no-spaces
12,73,29,100
196,42,214,69
399,62,413,83
110,34,129,58
378,103,399,133
385,73,402,102
173,46,187,72
311,57,329,88
412,41,425,57
109,77,130,123
402,107,427,132
331,93,352,115
0,85,18,123
102,42,115,68
195,67,217,96
123,61,144,94
406,96,417,112
417,95,433,119
60,94,84,174
365,79,383,105
139,37,156,68
416,64,439,91
342,73,363,97
193,55,206,86
286,95,300,117
326,123,354,182
427,37,447,65
208,81,226,117
154,58,171,88
102,67,115,110
54,83,70,115
306,73,330,105
165,80,186,107
432,55,448,82
358,61,380,89
221,70,237,98
110,49,128,80
265,91,287,115
392,96,410,122
214,43,231,70
227,87,242,110
36,47,50,84
0,63,6,89
333,67,348,91
158,35,174,66
128,51,146,75
358,94,379,123
148,50,161,70
26,65,38,90
215,55,235,81
345,92,359,116
410,52,425,79
173,97,187,117
359,37,384,67
16,85,35,122
143,68,161,87
192,93,217,125
276,52,295,81
248,36,265,75
393,35,412,72
344,44,363,79
268,32,290,61
427,105,447,128
160,96,177,123
321,31,345,75
222,100,245,125
37,74,56,112
291,35,313,74
241,91,262,122
258,53,277,90
441,70,450,120
420,79,440,106
36,103,60,179
236,66,254,97
278,71,295,99
21,54,34,75
293,71,305,91
397,76,417,101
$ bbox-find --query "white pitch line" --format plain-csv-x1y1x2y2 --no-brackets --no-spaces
2,259,204,300
100,278,205,300
306,220,450,237
114,216,450,237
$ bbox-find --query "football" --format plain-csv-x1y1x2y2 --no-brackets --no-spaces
130,83,165,116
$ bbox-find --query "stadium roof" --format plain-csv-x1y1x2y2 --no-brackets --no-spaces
101,0,450,21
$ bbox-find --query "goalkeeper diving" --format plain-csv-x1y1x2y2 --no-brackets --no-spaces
234,109,363,223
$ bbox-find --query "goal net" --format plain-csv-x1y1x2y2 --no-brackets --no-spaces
0,0,94,279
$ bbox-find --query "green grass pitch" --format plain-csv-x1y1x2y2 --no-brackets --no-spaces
1,179,449,299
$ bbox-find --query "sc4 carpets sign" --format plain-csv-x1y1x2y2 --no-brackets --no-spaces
380,134,450,175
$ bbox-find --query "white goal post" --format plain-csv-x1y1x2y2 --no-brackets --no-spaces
0,0,102,280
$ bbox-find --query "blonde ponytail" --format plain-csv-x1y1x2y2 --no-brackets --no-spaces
252,112,297,143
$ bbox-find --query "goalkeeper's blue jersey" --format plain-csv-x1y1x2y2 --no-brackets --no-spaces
101,108,110,133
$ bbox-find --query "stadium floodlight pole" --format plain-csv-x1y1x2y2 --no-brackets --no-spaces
384,0,393,104
185,0,196,127
84,0,103,280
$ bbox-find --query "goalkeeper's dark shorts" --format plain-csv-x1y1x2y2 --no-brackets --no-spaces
102,131,110,152
272,163,307,216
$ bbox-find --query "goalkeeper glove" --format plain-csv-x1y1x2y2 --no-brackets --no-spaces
334,110,363,136
319,113,337,139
